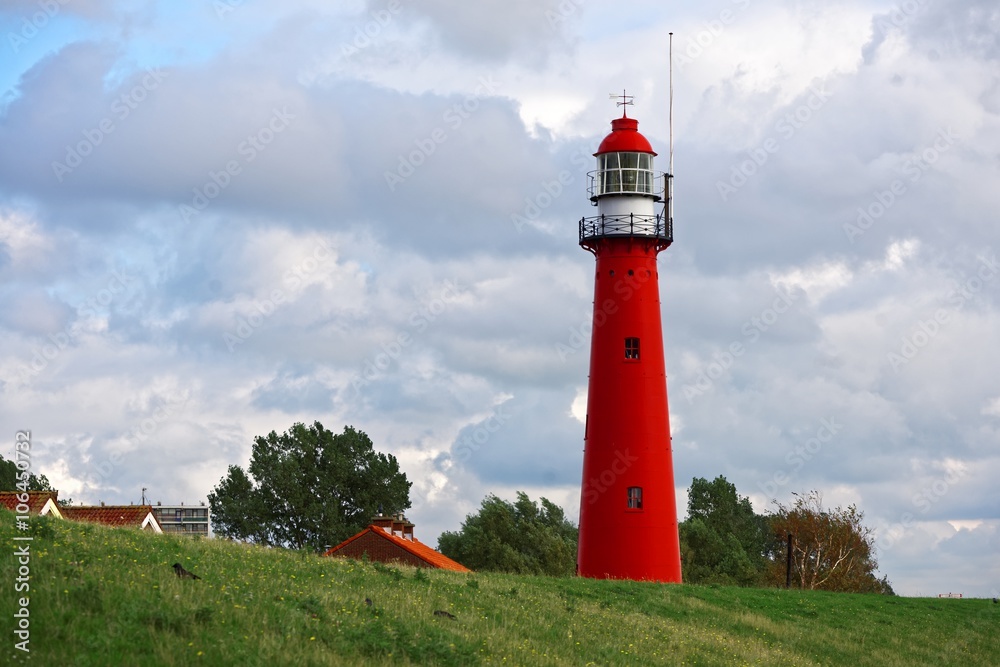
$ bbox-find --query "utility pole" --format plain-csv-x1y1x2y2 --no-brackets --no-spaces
785,533,794,588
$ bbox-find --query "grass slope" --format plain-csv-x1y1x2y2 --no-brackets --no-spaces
2,509,997,666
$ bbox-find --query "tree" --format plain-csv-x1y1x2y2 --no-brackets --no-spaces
0,454,65,497
678,476,774,586
0,455,74,506
208,423,410,551
767,491,893,593
438,492,578,576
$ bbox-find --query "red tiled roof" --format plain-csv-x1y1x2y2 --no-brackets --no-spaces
62,505,161,530
0,491,61,516
324,525,472,573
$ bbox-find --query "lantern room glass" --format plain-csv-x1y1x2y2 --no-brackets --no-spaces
596,152,655,196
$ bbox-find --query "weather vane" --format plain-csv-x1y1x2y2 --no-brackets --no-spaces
609,89,634,116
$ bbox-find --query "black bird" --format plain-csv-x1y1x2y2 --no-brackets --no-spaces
993,597,998,604
365,598,373,607
172,562,200,580
433,610,456,620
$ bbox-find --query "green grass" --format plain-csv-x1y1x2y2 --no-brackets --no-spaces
2,509,997,666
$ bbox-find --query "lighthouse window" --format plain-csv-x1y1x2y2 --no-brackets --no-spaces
603,169,621,193
637,170,652,192
625,337,640,360
627,486,643,510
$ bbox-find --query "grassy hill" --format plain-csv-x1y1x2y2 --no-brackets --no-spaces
2,509,996,666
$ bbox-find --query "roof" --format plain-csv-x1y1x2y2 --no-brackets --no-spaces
595,115,657,156
0,491,62,517
324,525,472,573
61,505,163,532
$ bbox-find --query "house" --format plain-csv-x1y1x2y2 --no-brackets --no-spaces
151,502,210,537
0,490,63,518
1,491,163,533
61,504,163,533
323,514,471,572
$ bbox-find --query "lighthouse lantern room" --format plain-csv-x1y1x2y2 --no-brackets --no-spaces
576,94,682,583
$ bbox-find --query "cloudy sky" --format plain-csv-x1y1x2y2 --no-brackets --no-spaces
1,0,998,597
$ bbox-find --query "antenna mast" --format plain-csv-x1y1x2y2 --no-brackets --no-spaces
667,32,674,233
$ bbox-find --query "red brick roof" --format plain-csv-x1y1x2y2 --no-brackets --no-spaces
61,505,162,531
324,525,472,572
0,491,61,516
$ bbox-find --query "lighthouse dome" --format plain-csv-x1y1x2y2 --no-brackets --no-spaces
587,113,663,206
595,116,657,156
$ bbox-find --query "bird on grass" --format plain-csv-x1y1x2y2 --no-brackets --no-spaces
365,598,373,607
433,610,456,620
172,562,201,580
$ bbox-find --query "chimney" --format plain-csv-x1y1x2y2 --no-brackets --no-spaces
402,520,414,541
391,514,405,537
372,513,394,533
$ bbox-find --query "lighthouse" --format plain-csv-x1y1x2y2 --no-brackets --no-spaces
576,96,682,582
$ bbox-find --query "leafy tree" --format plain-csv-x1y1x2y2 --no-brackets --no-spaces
679,476,773,586
438,492,578,576
0,454,54,493
767,491,893,593
0,454,74,505
208,423,410,551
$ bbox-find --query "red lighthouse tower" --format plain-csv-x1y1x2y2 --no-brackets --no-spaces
576,97,682,582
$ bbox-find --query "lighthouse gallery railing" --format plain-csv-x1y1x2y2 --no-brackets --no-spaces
578,213,673,245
